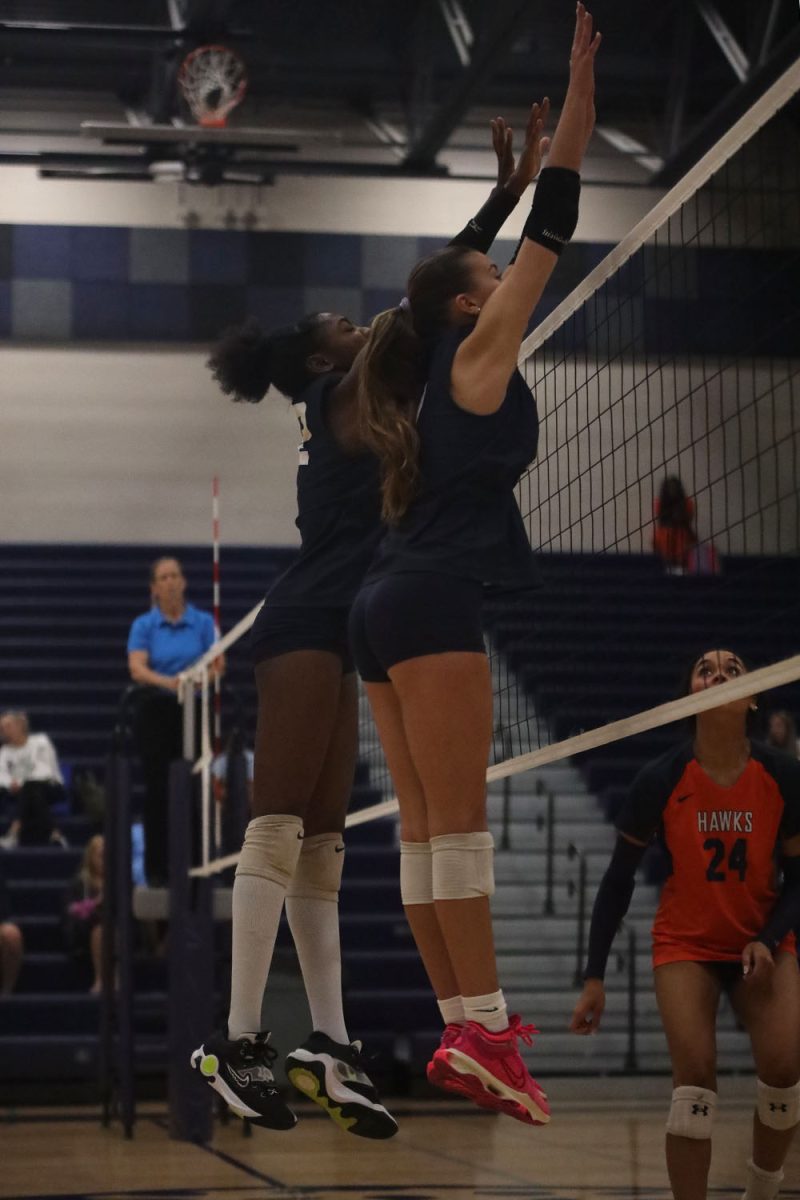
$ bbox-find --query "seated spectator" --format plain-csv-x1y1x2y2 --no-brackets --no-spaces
127,557,222,885
0,710,68,849
652,476,697,573
64,834,104,994
766,709,800,759
0,865,23,995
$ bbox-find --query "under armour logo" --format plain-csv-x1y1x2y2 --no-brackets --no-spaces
769,1102,789,1112
692,1104,709,1116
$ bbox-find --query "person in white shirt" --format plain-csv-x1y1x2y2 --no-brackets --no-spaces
0,711,67,848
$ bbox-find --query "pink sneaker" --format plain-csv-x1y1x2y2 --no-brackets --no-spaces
429,1015,550,1125
427,1024,472,1098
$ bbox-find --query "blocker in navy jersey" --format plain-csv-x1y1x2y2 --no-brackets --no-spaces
250,372,382,666
353,325,539,678
366,324,539,588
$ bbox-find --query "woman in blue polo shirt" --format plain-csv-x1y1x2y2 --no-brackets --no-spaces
127,556,218,884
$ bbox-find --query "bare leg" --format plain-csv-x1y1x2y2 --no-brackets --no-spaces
387,653,498,998
252,651,347,819
654,961,722,1200
732,952,800,1180
365,681,459,1002
0,923,23,994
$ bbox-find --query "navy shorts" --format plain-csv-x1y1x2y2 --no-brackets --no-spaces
349,572,485,683
250,603,354,673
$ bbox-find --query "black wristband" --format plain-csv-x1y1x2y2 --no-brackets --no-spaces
448,186,520,254
511,166,581,261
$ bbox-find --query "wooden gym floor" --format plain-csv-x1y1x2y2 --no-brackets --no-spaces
2,1079,798,1200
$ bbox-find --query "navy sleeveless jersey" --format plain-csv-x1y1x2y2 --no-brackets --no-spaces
266,374,383,608
367,325,539,586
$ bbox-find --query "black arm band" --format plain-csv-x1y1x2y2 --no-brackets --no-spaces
756,857,800,954
584,836,646,981
448,186,520,254
510,166,581,262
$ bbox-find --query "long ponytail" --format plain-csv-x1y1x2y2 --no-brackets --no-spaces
359,245,476,523
358,307,425,523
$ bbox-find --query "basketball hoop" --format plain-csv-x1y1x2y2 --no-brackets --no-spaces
178,44,248,129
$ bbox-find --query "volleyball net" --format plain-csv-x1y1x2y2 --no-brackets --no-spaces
183,56,800,876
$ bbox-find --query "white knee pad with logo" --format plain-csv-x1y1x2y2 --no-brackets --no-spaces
431,831,495,900
286,832,345,902
666,1085,717,1139
400,840,434,905
757,1079,800,1131
235,813,304,887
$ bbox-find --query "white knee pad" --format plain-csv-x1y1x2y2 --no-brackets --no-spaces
286,832,344,902
757,1079,800,1131
666,1086,717,1139
235,814,304,887
400,841,433,905
431,831,495,900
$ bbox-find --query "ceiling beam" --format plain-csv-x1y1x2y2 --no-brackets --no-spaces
650,20,800,187
438,0,474,68
403,0,530,172
662,6,695,158
695,1,750,84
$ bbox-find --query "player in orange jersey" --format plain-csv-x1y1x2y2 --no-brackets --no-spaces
571,649,800,1200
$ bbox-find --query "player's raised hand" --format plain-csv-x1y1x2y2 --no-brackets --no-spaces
569,3,602,92
491,116,514,189
570,978,606,1034
507,100,551,197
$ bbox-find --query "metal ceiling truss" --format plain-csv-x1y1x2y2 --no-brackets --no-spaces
651,1,800,187
403,0,530,173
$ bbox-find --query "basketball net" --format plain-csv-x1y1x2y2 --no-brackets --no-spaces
178,44,248,129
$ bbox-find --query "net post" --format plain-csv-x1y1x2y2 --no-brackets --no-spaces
167,758,214,1143
180,675,195,763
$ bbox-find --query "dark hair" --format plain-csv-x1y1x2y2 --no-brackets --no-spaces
359,246,476,523
208,314,329,403
678,647,759,735
657,476,693,528
149,556,184,584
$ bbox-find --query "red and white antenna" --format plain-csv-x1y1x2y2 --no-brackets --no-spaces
212,476,223,847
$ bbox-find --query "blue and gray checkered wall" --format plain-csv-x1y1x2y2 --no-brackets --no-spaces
0,223,603,342
0,222,795,353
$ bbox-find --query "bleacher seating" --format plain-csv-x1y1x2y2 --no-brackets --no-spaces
1,545,797,1090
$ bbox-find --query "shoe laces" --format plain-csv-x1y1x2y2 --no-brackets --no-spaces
241,1032,278,1069
508,1014,539,1047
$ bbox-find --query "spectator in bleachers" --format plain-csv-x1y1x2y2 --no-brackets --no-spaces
0,710,68,849
652,476,697,574
126,557,221,885
0,866,23,995
766,710,800,759
63,834,104,993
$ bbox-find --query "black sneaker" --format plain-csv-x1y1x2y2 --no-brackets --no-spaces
285,1032,398,1139
191,1029,297,1130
